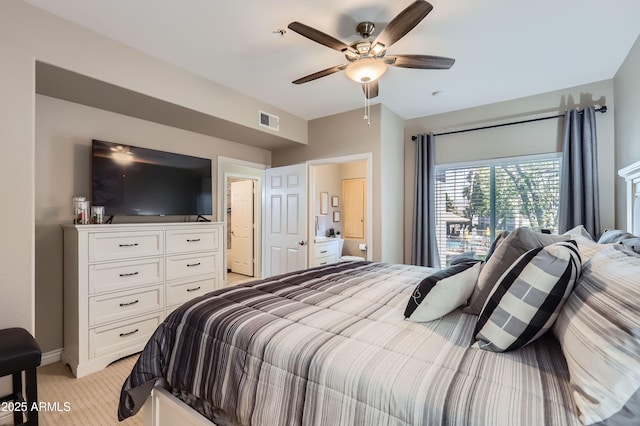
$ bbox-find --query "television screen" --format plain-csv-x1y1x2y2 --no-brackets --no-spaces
92,139,212,216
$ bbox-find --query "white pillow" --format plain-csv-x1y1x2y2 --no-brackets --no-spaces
562,225,610,264
404,262,481,322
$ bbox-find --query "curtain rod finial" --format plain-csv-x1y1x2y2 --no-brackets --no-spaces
600,105,607,113
411,135,417,141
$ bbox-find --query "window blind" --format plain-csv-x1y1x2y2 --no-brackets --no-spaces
434,155,561,267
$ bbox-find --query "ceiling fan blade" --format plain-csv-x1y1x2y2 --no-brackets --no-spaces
292,64,348,84
372,0,433,50
362,80,379,99
388,54,455,69
288,22,357,56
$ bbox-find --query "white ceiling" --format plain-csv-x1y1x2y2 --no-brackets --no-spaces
25,0,640,121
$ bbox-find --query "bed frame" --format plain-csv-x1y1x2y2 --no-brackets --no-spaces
139,160,640,426
143,385,212,426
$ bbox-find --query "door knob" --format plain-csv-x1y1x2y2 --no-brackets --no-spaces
297,240,306,246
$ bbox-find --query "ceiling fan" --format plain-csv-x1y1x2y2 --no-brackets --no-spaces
288,0,455,99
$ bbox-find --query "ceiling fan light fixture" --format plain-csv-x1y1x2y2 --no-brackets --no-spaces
345,58,387,83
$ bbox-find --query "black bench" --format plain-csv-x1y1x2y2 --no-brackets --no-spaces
0,328,41,425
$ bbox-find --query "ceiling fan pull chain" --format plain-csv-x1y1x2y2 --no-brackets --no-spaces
363,82,371,127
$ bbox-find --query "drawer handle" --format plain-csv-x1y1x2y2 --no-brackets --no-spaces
119,271,139,277
187,262,201,267
119,300,139,307
119,329,139,337
320,262,327,265
186,286,201,292
320,250,328,254
119,243,139,247
187,238,201,242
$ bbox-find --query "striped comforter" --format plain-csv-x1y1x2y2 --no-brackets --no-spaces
118,261,582,425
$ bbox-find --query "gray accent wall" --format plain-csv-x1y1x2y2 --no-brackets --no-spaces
404,80,616,264
614,34,640,229
35,94,272,353
0,0,305,355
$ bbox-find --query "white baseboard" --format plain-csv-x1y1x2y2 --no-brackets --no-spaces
41,348,63,366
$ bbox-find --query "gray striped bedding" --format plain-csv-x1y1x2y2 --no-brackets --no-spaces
118,261,582,425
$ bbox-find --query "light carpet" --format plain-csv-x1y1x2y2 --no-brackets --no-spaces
36,355,142,426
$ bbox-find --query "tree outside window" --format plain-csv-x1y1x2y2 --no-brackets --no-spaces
434,156,561,267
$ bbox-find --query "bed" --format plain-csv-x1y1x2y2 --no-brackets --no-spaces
119,261,578,425
118,161,640,426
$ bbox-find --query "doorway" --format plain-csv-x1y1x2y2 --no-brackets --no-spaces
308,153,373,263
228,178,256,277
218,156,266,284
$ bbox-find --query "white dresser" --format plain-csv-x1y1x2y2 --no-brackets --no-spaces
311,239,339,267
62,222,224,377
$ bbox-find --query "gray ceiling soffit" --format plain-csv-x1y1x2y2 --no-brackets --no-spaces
35,61,301,151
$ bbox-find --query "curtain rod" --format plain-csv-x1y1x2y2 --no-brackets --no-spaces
411,105,607,140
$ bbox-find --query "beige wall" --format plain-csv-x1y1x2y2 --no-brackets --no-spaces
614,34,640,229
0,0,305,340
273,105,385,260
403,80,616,263
35,95,271,352
312,164,342,236
380,105,405,263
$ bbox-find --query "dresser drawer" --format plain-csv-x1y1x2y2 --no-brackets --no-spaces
89,230,163,262
166,253,216,281
89,285,164,326
89,313,161,359
313,241,338,258
89,258,163,294
166,228,220,254
166,277,216,308
312,255,336,267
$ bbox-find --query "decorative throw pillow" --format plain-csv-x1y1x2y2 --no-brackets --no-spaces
484,230,510,262
404,261,481,322
621,237,640,253
474,240,581,352
448,251,479,266
463,228,569,315
552,245,640,425
597,228,635,244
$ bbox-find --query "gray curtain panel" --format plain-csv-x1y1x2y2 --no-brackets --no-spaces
411,133,440,267
559,106,600,238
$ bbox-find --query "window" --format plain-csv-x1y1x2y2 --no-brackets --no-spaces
434,154,561,267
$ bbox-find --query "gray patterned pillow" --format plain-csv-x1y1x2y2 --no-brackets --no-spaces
552,245,640,425
464,228,569,315
474,240,581,352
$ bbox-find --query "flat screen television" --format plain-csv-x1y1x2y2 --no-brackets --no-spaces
92,139,212,217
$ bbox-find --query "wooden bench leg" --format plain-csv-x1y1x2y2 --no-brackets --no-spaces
25,367,38,426
12,372,23,425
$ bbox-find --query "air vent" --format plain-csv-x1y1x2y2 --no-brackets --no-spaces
259,110,280,132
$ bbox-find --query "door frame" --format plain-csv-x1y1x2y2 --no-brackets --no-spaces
218,156,266,282
307,153,373,261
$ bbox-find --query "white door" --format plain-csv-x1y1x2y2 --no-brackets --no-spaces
264,164,307,278
230,179,254,276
